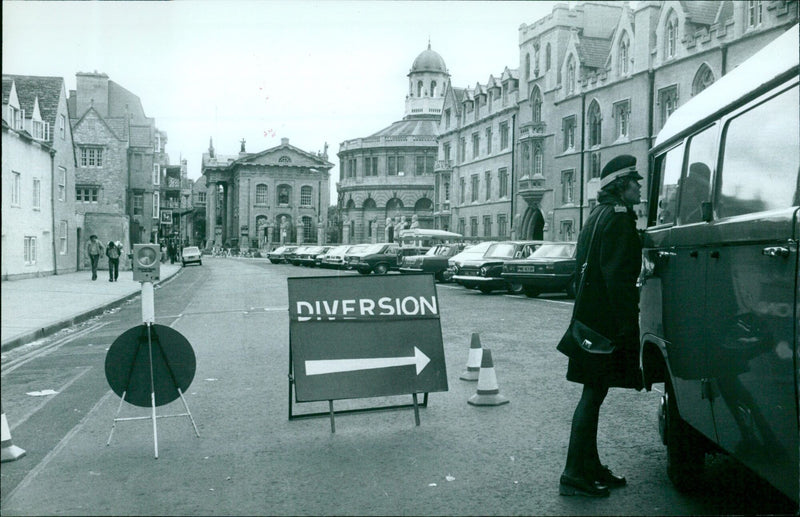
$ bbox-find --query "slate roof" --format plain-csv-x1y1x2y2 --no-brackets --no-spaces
680,0,722,25
2,74,65,140
367,116,440,138
577,37,612,69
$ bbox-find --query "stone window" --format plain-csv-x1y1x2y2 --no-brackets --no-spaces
256,184,268,204
498,214,507,237
499,168,509,198
665,11,678,59
483,215,492,237
485,171,492,201
486,126,492,154
692,65,715,96
58,167,66,201
531,88,542,123
589,151,602,180
470,217,478,237
659,85,679,129
24,236,37,265
133,193,143,215
153,163,160,185
471,174,479,202
533,146,543,176
302,216,314,242
59,221,68,255
76,186,99,203
614,100,631,139
152,192,160,219
566,55,576,96
472,132,480,158
588,101,602,147
618,32,630,76
561,169,575,205
300,186,312,206
500,121,509,149
459,177,466,204
33,178,41,210
748,0,762,28
79,147,103,168
278,156,292,164
562,116,576,151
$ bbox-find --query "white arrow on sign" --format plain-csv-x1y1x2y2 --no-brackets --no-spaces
305,347,431,376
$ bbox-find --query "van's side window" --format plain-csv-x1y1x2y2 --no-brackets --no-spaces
652,142,684,226
718,86,799,217
679,125,717,224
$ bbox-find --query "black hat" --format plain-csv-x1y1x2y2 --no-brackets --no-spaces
600,154,643,189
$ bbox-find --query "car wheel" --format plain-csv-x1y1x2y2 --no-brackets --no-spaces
440,269,453,283
373,263,388,275
507,282,524,295
566,278,577,298
478,286,493,294
664,376,706,492
524,287,540,298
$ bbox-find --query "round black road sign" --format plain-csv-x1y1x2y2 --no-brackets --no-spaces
105,324,196,408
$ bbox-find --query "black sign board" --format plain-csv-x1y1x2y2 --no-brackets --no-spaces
288,275,448,403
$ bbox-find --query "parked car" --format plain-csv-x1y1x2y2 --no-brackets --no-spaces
502,241,576,297
341,244,370,269
452,241,545,294
181,246,202,267
285,246,309,265
320,245,355,269
267,245,297,264
399,243,466,282
312,246,333,267
447,241,497,281
344,242,401,275
638,27,798,504
294,245,329,266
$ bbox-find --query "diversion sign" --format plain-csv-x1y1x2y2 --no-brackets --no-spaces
287,275,448,403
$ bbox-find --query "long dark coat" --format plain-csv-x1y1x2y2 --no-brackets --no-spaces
566,191,643,389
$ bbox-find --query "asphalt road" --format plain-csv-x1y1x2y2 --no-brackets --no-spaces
1,258,795,515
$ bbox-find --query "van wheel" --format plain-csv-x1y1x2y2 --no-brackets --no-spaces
664,377,706,492
373,263,388,275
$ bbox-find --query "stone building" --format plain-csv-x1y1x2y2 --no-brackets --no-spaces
438,67,521,241
513,0,798,241
2,75,79,278
67,71,168,258
160,159,194,246
337,43,448,244
201,137,332,250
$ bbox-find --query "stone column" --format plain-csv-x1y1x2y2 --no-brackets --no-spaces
226,182,235,246
266,223,274,250
206,182,216,248
342,221,351,244
296,221,304,244
317,221,325,245
370,220,378,243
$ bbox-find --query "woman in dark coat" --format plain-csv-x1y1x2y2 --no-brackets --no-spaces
560,154,644,498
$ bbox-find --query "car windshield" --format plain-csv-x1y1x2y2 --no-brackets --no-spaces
425,246,443,256
362,244,390,254
485,243,518,259
346,245,368,254
531,243,576,258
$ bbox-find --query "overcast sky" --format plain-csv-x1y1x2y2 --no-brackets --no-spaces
3,1,568,203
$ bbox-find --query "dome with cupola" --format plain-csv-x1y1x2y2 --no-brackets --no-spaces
409,43,448,74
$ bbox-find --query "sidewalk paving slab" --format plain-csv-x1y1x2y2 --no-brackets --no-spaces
1,264,182,352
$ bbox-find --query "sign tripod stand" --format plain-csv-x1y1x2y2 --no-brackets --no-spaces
106,278,199,459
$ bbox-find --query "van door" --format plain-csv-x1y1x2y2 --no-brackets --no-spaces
704,83,799,499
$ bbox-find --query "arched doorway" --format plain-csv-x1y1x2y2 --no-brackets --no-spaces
521,207,545,240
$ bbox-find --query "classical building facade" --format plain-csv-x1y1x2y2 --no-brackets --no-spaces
337,44,448,244
201,137,333,250
2,75,79,279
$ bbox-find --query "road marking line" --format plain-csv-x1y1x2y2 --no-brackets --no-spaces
10,367,93,432
2,389,115,508
1,322,107,376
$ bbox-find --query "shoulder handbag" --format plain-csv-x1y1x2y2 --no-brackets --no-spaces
557,206,615,357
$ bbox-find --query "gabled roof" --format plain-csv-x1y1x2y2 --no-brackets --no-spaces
577,37,612,69
235,140,334,168
452,87,466,107
2,74,64,130
680,0,721,25
107,80,148,123
2,77,14,104
72,106,124,141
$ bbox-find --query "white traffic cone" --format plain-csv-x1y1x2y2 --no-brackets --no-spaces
468,348,509,406
459,332,483,381
1,403,26,462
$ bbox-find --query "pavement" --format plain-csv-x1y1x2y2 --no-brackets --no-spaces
1,262,182,352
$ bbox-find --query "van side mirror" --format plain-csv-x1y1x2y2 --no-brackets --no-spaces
701,202,713,222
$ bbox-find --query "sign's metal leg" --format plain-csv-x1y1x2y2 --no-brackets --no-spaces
107,390,128,446
412,393,420,426
151,392,158,459
329,400,335,434
176,388,200,437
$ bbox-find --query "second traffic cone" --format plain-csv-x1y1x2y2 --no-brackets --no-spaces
468,348,509,406
1,404,26,463
459,332,483,381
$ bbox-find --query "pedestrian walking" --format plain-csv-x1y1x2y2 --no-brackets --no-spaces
106,241,120,282
168,241,177,264
558,154,644,497
85,235,104,281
